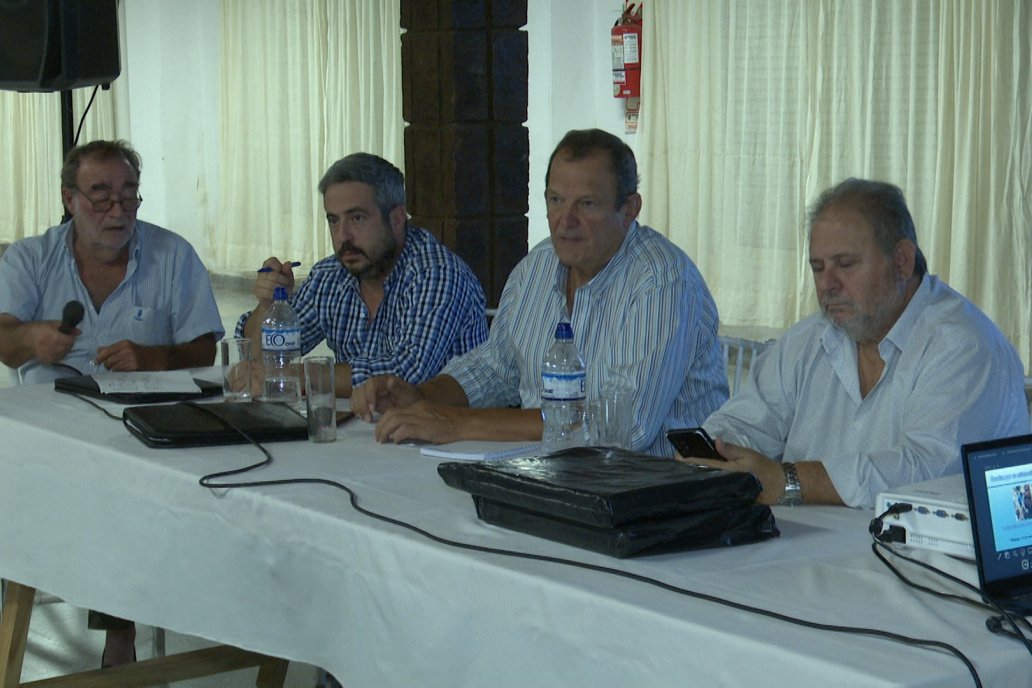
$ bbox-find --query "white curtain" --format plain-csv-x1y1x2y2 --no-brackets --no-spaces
639,0,1032,369
214,0,404,274
0,3,131,241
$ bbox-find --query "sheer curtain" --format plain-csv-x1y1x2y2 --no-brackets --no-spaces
214,0,404,274
0,4,131,242
639,0,1031,369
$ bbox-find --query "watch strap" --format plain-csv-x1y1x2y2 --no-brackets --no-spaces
778,461,802,506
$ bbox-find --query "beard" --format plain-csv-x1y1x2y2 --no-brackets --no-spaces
821,275,907,344
337,231,399,280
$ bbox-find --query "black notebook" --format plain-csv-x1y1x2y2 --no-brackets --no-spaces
123,401,308,448
438,446,778,557
55,374,222,404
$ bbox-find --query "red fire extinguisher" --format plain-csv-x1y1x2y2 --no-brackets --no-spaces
612,3,643,99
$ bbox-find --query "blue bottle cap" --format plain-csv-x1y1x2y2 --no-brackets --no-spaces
554,322,573,340
273,286,289,300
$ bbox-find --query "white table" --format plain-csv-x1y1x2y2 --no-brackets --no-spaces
0,380,1027,687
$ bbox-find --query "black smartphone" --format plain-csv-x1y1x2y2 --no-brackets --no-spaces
666,427,723,460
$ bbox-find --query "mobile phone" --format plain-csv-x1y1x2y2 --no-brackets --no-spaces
666,427,723,460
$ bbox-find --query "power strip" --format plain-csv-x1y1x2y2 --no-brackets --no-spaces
874,474,974,559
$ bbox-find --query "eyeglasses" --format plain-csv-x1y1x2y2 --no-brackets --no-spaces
73,186,143,213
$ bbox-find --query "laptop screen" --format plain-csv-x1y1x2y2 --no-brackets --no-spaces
962,434,1032,600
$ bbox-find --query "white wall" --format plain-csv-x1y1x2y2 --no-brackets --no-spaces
526,0,635,247
121,0,630,263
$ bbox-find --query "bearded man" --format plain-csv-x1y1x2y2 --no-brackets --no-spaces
681,178,1029,508
238,153,487,397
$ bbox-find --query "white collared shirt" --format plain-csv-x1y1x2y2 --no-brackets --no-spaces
0,220,224,384
704,276,1030,507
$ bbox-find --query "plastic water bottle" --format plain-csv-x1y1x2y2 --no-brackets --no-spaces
260,286,302,410
541,322,587,452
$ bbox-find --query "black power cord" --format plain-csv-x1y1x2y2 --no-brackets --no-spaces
181,405,985,688
72,398,987,686
869,501,913,543
870,526,1032,658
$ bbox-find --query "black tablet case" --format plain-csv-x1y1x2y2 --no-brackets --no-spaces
55,374,222,404
438,447,779,558
122,401,308,448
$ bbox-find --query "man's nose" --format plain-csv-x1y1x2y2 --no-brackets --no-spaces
556,204,579,228
816,268,841,294
332,223,352,244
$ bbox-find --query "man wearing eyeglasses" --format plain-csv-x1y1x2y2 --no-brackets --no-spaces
0,138,224,386
0,139,224,665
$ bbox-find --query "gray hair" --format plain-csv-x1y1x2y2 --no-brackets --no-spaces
546,128,639,209
808,178,928,277
61,139,142,189
318,153,406,223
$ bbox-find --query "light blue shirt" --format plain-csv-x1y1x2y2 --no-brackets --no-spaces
704,276,1030,508
0,220,225,385
443,222,729,457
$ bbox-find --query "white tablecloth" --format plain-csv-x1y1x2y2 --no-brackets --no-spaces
0,380,1027,687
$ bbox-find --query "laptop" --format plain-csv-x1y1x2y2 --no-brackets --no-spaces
961,433,1032,616
123,401,309,448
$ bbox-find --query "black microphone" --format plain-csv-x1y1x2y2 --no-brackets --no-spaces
58,300,85,334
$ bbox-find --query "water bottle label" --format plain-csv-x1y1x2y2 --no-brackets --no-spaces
542,372,586,401
262,326,301,351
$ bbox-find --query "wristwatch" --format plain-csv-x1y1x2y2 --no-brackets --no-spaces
778,462,802,506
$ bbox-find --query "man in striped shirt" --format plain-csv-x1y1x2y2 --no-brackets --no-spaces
236,153,488,397
353,129,729,456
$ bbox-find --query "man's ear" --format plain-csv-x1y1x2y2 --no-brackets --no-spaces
61,187,75,215
894,239,917,281
621,193,643,228
389,204,407,234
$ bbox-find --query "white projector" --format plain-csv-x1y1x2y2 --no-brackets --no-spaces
874,474,974,559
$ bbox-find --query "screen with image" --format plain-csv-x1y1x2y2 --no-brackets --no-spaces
968,442,1032,587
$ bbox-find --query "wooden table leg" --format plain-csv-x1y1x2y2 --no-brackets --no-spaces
255,656,289,688
0,582,35,688
0,581,288,688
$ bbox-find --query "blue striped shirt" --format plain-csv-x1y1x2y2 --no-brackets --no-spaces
0,220,225,384
237,226,487,387
443,222,729,457
704,276,1031,508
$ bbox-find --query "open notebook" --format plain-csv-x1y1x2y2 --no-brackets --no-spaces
55,373,221,404
961,433,1032,616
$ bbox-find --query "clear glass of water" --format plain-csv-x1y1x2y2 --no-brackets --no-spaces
303,356,336,443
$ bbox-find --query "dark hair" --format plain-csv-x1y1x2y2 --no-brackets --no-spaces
545,128,639,209
60,140,142,189
808,178,928,277
318,153,406,224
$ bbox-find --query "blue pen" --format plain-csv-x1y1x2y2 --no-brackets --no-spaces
257,261,301,273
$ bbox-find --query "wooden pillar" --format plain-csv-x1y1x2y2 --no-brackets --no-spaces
401,0,529,307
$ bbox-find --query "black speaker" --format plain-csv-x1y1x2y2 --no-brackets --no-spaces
0,0,120,92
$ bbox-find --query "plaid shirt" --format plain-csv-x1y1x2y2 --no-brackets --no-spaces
237,226,487,387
